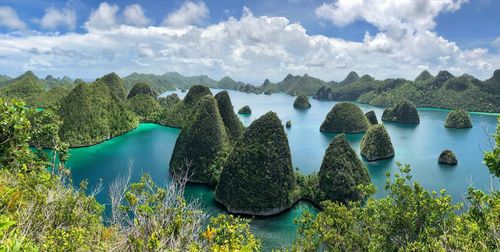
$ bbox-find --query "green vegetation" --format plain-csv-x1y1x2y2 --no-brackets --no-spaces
485,117,500,177
438,149,458,165
361,124,395,161
158,93,181,108
365,110,378,125
317,69,500,113
127,94,162,122
382,100,420,124
214,91,245,143
127,82,158,99
320,102,369,133
159,85,212,128
238,105,252,115
96,72,128,101
318,134,371,203
340,71,360,85
293,94,311,109
0,98,260,251
58,75,139,147
277,73,327,96
215,112,296,215
445,109,473,128
286,120,292,128
169,95,229,185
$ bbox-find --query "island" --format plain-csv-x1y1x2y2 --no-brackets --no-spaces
365,110,378,125
360,124,395,161
293,94,311,109
382,100,420,124
215,112,296,216
438,150,458,165
444,109,473,128
320,102,369,133
238,105,252,115
318,134,371,203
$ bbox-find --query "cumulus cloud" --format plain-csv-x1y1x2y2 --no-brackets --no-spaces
38,7,77,30
123,4,151,27
0,5,498,82
0,6,26,30
493,37,500,50
163,1,209,27
85,2,119,30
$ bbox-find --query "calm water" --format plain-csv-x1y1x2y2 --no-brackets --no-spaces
66,89,499,250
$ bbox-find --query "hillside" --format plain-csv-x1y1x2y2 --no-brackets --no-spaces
316,69,500,113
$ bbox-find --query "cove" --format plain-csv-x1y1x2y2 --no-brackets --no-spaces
66,89,499,250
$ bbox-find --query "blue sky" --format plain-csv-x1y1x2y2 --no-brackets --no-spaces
0,0,499,83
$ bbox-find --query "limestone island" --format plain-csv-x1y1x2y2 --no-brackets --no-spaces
293,94,311,109
286,120,292,128
214,91,245,143
438,150,458,165
215,112,296,216
169,95,229,185
365,110,378,125
382,100,420,124
360,124,395,161
318,134,371,203
320,102,369,133
238,105,252,115
444,109,472,128
127,82,158,99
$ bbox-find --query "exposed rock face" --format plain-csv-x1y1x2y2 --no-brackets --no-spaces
169,95,229,184
238,105,252,115
214,91,245,143
215,112,296,216
365,110,378,125
438,150,458,165
444,109,472,128
313,86,334,100
318,134,371,203
127,82,158,99
360,124,395,161
382,101,420,124
320,102,369,133
293,94,311,109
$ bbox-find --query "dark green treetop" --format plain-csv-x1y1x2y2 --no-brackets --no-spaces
215,111,296,215
320,102,369,133
95,72,128,101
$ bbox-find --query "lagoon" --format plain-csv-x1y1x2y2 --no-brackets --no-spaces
66,89,499,250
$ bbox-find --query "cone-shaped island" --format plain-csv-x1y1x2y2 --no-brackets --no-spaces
360,124,395,161
215,112,296,216
293,94,311,109
318,134,371,203
382,100,420,124
365,110,378,125
214,91,245,143
444,109,472,128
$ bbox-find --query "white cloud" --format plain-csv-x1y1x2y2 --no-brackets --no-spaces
0,6,26,30
493,37,500,50
38,7,77,30
163,1,209,27
123,4,151,27
85,2,119,30
0,6,498,83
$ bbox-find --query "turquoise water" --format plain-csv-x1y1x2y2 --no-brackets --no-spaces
66,89,499,250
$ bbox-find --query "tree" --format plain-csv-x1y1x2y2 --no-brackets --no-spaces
484,117,500,177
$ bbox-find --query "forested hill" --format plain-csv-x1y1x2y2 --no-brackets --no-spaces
314,69,500,113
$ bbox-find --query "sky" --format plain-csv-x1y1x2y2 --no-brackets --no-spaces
0,0,499,83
